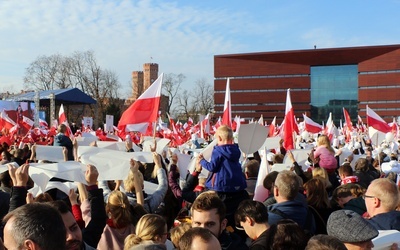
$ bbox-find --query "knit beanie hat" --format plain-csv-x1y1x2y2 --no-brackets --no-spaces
327,210,378,243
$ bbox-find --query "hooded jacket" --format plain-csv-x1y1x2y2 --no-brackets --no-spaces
200,144,247,193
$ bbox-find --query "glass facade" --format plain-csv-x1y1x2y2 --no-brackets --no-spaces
310,65,358,124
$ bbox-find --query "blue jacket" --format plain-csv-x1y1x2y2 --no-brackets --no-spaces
200,144,247,193
367,211,400,230
267,199,316,234
53,133,74,160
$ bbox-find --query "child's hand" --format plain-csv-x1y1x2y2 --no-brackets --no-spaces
198,153,204,161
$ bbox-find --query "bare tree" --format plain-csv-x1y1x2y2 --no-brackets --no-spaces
23,50,121,124
175,89,195,120
162,73,185,115
24,54,73,90
191,77,214,115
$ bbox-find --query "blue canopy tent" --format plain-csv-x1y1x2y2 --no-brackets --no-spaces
6,88,98,127
7,88,97,105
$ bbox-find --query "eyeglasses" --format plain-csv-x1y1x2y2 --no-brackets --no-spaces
362,194,375,200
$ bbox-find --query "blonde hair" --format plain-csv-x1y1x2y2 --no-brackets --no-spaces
124,169,144,192
106,190,132,227
312,167,332,188
317,135,335,154
216,125,233,141
369,178,400,211
170,223,191,247
124,214,166,248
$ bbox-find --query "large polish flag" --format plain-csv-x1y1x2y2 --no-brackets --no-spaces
221,78,232,127
0,110,17,130
366,105,391,133
283,89,295,150
303,114,323,133
118,73,164,133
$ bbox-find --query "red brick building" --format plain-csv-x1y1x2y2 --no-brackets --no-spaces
214,44,400,124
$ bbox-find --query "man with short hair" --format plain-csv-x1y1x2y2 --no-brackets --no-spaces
327,209,378,250
179,227,222,250
244,160,260,199
3,203,66,250
50,164,107,250
54,124,74,161
7,163,106,250
235,200,270,249
364,178,400,230
267,170,315,234
191,191,248,250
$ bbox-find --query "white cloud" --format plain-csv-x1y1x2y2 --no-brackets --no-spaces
0,0,258,95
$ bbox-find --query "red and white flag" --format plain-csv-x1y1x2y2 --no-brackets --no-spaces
222,78,232,127
39,118,49,129
343,107,354,133
268,116,276,137
21,116,34,130
59,104,67,125
200,113,210,139
366,105,391,133
0,110,17,131
324,112,335,141
118,73,164,133
283,89,296,150
303,114,323,134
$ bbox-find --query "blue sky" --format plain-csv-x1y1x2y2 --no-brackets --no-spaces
1,0,400,98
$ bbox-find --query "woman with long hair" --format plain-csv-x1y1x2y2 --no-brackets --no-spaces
124,214,168,250
97,190,135,250
304,178,334,234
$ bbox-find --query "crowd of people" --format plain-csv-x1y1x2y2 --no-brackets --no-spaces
0,122,400,250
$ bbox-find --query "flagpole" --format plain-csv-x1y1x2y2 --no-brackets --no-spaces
153,121,156,138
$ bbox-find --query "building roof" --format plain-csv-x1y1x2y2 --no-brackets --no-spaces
6,88,97,105
215,44,400,67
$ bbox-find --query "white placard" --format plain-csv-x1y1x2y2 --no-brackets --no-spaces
105,115,114,132
35,145,64,162
238,123,269,155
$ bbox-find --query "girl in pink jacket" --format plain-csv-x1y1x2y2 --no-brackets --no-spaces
313,135,337,171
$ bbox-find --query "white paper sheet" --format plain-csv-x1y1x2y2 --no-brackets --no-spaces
238,123,269,154
35,145,64,162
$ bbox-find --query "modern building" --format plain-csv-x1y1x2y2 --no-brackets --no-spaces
214,44,400,124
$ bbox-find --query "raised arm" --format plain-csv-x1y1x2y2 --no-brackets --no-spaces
130,159,144,205
81,164,107,248
8,163,29,212
147,152,168,213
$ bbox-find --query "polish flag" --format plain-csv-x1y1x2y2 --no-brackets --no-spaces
21,116,34,130
268,117,276,137
343,108,353,130
324,112,335,141
118,73,164,133
389,117,399,139
283,89,296,150
0,110,17,130
200,113,210,139
221,78,231,127
303,114,323,133
39,118,49,129
366,106,391,133
59,104,67,125
357,115,366,133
